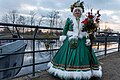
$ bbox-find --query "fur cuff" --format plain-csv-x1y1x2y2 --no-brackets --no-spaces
67,31,73,37
59,35,66,41
68,36,78,41
78,32,88,39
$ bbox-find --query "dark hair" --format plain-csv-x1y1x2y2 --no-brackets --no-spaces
70,1,84,12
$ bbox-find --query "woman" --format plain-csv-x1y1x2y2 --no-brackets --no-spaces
48,0,102,80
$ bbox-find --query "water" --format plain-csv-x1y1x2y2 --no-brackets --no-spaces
17,40,118,76
17,40,59,76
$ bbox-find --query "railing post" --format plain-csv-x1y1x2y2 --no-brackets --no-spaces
105,33,108,56
97,31,100,50
118,33,120,52
32,26,38,76
0,48,2,53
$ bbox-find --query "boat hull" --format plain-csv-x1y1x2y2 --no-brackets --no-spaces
0,40,27,79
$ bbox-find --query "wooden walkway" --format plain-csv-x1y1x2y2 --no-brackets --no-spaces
12,52,120,80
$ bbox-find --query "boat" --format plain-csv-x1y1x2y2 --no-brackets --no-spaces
0,39,27,79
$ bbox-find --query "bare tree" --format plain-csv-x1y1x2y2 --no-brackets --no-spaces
47,11,54,27
38,15,45,26
58,18,64,28
1,15,10,34
16,15,26,24
55,11,60,26
25,17,30,25
47,11,60,27
8,10,19,23
16,15,26,33
29,11,36,26
7,10,19,32
1,14,9,23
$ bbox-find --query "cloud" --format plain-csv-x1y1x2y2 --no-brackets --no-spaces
100,10,114,16
20,4,38,11
0,0,120,31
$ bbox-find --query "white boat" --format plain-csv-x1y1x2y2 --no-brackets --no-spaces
0,40,27,79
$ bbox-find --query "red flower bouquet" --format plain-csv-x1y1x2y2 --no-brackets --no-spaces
82,9,101,33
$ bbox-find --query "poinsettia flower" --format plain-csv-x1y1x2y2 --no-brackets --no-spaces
81,18,88,24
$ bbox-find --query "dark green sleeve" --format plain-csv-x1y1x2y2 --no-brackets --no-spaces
62,18,70,35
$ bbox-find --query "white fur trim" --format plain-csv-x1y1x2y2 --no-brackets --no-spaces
92,66,102,78
47,62,102,79
71,16,82,38
67,31,74,37
78,31,88,39
67,31,78,41
73,7,83,13
69,16,88,39
94,32,97,38
68,36,78,41
59,35,66,41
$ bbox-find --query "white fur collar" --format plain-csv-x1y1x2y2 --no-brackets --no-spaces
69,15,84,37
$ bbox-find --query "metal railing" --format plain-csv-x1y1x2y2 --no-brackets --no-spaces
0,23,62,80
94,32,120,56
0,22,119,79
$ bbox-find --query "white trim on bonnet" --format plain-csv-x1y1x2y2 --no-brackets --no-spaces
73,7,83,13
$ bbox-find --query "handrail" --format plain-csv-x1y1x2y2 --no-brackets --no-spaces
0,22,63,30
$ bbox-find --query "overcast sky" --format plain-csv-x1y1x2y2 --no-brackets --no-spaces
0,0,120,31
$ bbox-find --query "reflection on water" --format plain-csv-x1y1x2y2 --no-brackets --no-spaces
17,40,60,76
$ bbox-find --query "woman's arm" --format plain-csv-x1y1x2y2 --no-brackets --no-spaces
62,18,70,35
59,18,70,41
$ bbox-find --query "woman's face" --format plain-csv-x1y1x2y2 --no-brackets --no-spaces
73,9,82,18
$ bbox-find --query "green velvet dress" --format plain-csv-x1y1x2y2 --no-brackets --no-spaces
48,18,102,80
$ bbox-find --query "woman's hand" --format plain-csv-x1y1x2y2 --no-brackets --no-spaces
85,39,91,46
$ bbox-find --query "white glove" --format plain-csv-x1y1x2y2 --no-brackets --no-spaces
83,32,88,38
94,32,97,38
59,35,66,42
85,39,91,46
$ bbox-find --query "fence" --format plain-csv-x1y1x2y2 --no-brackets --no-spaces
0,22,119,80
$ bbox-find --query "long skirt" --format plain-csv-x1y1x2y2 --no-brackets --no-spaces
48,37,102,80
